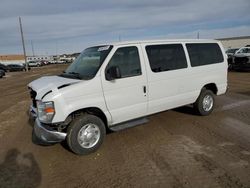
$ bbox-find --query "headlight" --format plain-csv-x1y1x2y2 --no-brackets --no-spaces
37,101,55,123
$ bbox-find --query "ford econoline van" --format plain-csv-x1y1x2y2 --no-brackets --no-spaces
28,39,228,155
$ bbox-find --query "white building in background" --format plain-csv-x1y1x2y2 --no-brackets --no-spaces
27,55,53,62
217,36,250,50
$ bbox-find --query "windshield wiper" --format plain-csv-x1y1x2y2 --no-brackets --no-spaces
59,71,81,79
60,71,91,80
68,72,81,79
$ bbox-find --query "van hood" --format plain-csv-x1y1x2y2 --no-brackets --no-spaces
28,75,80,99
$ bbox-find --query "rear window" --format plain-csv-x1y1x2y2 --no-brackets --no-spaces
146,44,187,73
186,43,224,67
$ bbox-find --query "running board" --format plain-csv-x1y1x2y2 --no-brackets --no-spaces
109,117,149,132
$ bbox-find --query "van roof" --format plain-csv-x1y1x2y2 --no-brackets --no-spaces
100,39,220,46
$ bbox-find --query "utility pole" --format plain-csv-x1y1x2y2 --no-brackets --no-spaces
197,31,200,39
31,40,35,56
19,17,28,71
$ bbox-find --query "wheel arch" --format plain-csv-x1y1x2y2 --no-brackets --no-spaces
66,107,109,130
202,83,218,95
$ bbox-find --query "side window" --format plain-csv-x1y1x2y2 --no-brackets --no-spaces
107,46,141,78
186,43,224,67
146,44,187,73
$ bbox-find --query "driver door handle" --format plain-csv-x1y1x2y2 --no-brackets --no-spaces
143,86,146,94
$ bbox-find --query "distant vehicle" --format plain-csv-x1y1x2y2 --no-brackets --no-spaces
56,60,66,64
235,47,250,55
64,59,73,64
0,63,8,72
232,47,250,71
28,39,228,155
0,69,5,78
28,61,41,67
7,64,26,72
225,48,239,70
226,48,239,56
40,60,50,66
49,60,56,64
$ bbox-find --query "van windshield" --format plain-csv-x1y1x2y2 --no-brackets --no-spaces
61,45,113,80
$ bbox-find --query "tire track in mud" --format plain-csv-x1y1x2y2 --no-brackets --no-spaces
162,109,250,162
193,154,249,188
148,136,221,188
153,107,250,186
150,135,250,188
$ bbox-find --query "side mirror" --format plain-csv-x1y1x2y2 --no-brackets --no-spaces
106,66,121,81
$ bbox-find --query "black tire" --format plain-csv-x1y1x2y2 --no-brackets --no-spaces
194,89,215,116
67,114,106,155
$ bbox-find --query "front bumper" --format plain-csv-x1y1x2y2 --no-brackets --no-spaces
30,105,66,144
33,118,67,143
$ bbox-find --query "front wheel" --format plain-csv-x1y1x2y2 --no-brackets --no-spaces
194,89,215,116
67,114,106,155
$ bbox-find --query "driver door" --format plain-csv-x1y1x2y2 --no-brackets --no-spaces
101,45,148,125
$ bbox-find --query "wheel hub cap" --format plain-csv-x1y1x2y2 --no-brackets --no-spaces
202,95,213,112
77,123,100,148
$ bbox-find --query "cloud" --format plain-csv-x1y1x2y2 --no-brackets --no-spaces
0,0,249,54
153,25,250,39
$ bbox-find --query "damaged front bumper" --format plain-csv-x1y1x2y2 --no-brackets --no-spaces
33,118,66,143
30,105,66,144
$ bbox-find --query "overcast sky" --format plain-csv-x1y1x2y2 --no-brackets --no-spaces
0,0,249,55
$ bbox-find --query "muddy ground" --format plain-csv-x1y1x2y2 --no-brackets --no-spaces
0,65,250,188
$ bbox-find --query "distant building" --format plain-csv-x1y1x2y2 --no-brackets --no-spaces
217,36,250,50
0,54,25,65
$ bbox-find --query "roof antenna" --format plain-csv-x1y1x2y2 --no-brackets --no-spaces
197,31,200,39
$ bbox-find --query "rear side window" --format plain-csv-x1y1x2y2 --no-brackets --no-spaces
186,43,224,67
146,44,187,73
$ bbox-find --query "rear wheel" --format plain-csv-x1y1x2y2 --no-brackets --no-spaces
67,114,106,155
194,89,215,116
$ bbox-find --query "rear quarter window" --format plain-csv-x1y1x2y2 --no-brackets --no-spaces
186,43,224,67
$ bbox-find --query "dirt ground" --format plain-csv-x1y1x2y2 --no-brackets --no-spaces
0,65,250,188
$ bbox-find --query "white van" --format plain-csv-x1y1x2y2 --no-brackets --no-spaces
28,39,228,155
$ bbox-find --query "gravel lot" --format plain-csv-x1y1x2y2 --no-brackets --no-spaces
0,65,250,188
